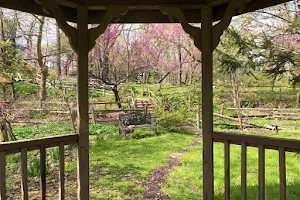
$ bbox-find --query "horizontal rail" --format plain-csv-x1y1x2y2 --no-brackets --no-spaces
212,131,300,153
0,134,78,154
227,108,300,112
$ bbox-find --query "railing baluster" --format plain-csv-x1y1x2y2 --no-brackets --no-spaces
40,146,46,200
241,142,247,200
279,147,286,200
259,145,265,200
0,152,6,200
21,148,28,200
224,140,230,200
59,143,65,200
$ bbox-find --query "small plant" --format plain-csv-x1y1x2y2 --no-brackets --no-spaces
49,147,59,162
25,110,51,119
28,158,41,177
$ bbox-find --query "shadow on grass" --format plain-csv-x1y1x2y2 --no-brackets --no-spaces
215,182,300,200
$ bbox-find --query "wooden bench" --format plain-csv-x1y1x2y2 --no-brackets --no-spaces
118,111,157,136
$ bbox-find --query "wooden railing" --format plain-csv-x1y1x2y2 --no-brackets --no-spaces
212,131,300,200
0,134,79,200
147,87,162,106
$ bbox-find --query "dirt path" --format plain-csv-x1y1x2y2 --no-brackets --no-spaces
143,125,201,200
180,122,202,135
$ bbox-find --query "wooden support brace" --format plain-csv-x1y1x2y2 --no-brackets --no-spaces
88,7,129,51
35,0,78,51
160,0,253,51
212,0,253,49
160,7,201,50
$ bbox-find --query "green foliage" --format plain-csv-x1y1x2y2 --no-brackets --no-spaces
49,147,59,162
163,138,300,200
89,123,119,135
12,122,74,140
0,41,23,75
14,82,39,95
47,87,61,96
130,128,156,139
155,106,188,132
216,28,256,74
28,158,41,177
88,132,196,199
25,110,51,119
240,93,258,108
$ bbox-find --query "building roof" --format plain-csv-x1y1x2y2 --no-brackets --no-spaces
0,0,291,23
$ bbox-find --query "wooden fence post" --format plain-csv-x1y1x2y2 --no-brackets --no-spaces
91,103,96,123
221,104,225,115
273,109,279,133
196,105,200,129
297,92,300,108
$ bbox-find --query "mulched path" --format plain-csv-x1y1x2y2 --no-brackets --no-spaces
143,133,201,200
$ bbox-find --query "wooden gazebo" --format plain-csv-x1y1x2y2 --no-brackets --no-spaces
0,0,295,200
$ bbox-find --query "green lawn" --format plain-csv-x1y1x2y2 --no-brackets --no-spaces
7,121,300,199
163,135,300,200
7,122,197,199
88,131,196,199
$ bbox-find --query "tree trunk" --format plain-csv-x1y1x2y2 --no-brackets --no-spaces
10,82,15,102
0,10,5,42
112,85,122,108
37,17,47,108
0,118,8,142
230,72,243,129
178,46,183,86
2,85,6,100
56,23,61,77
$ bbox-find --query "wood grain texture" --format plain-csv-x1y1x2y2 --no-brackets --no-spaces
224,141,230,200
258,145,265,200
201,5,214,200
59,143,65,200
241,142,247,200
0,152,6,200
279,148,286,200
213,131,300,153
0,134,78,154
21,149,28,200
76,6,90,200
40,146,46,200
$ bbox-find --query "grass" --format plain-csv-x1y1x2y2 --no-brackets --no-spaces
163,132,300,200
87,131,196,199
7,122,197,199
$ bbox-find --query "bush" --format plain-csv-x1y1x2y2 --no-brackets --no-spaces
155,106,187,132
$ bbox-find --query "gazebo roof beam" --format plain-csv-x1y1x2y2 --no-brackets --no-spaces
0,0,291,23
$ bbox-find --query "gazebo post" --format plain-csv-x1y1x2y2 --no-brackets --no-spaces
201,5,214,200
76,6,90,200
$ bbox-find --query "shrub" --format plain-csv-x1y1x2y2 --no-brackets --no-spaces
155,106,187,132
